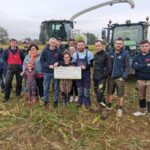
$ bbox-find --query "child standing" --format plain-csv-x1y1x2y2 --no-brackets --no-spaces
60,51,73,105
68,46,78,102
24,61,37,104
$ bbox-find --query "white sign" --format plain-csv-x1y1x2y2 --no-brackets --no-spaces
54,67,81,79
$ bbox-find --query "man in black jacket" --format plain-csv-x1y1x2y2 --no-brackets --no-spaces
3,39,24,102
93,40,111,119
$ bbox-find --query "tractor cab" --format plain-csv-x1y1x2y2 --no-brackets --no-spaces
40,20,74,43
102,18,149,59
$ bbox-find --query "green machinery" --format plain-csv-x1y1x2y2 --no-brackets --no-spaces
39,0,134,45
102,17,150,58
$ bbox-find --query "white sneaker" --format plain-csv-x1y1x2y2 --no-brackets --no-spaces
69,96,74,103
133,111,146,117
117,109,123,117
74,96,78,102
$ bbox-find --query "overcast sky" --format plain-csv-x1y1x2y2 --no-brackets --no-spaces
0,0,150,40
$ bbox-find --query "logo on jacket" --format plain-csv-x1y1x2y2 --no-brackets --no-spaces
145,58,150,63
54,54,58,58
117,56,122,59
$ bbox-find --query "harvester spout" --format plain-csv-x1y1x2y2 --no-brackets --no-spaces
70,0,135,21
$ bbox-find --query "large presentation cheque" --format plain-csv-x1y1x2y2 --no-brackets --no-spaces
54,67,81,79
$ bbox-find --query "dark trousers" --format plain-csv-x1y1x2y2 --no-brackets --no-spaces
0,75,5,90
94,78,106,105
76,71,91,107
70,80,78,96
36,77,44,98
4,70,22,100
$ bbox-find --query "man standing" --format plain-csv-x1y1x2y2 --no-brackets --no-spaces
22,40,30,57
57,37,65,54
93,40,111,119
107,38,130,117
132,40,150,120
72,40,94,109
3,39,24,102
40,37,62,108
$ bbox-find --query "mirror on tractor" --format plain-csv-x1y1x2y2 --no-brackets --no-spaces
101,29,106,40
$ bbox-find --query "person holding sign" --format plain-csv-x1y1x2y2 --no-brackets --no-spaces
40,37,62,108
60,51,73,105
72,40,94,109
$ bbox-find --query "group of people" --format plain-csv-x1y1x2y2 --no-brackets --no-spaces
0,36,150,120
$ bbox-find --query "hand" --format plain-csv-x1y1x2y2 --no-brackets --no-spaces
80,65,86,70
20,72,24,76
148,64,150,67
49,65,54,69
117,77,124,81
54,62,59,67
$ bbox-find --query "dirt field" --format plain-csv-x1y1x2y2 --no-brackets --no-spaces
0,79,150,150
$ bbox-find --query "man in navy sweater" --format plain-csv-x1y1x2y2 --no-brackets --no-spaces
40,37,62,108
107,38,130,117
132,40,150,120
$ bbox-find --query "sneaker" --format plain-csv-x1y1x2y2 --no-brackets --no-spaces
74,96,78,103
117,109,123,117
40,97,44,102
69,96,74,103
106,106,112,111
133,111,146,117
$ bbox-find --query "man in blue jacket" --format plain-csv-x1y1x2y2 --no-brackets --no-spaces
107,38,130,117
132,40,150,120
40,37,62,108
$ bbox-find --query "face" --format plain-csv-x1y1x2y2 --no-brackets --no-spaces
77,42,85,52
69,46,75,56
140,43,150,54
10,41,17,49
23,43,29,49
69,41,75,47
49,39,57,50
57,40,62,47
30,46,38,57
28,64,33,70
95,42,103,52
63,54,71,63
114,40,124,51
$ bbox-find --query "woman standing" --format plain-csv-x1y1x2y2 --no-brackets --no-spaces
23,44,44,100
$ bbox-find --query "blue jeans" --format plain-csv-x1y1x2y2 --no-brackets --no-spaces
43,73,59,103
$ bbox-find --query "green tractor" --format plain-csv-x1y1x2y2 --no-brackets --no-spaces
102,17,150,61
